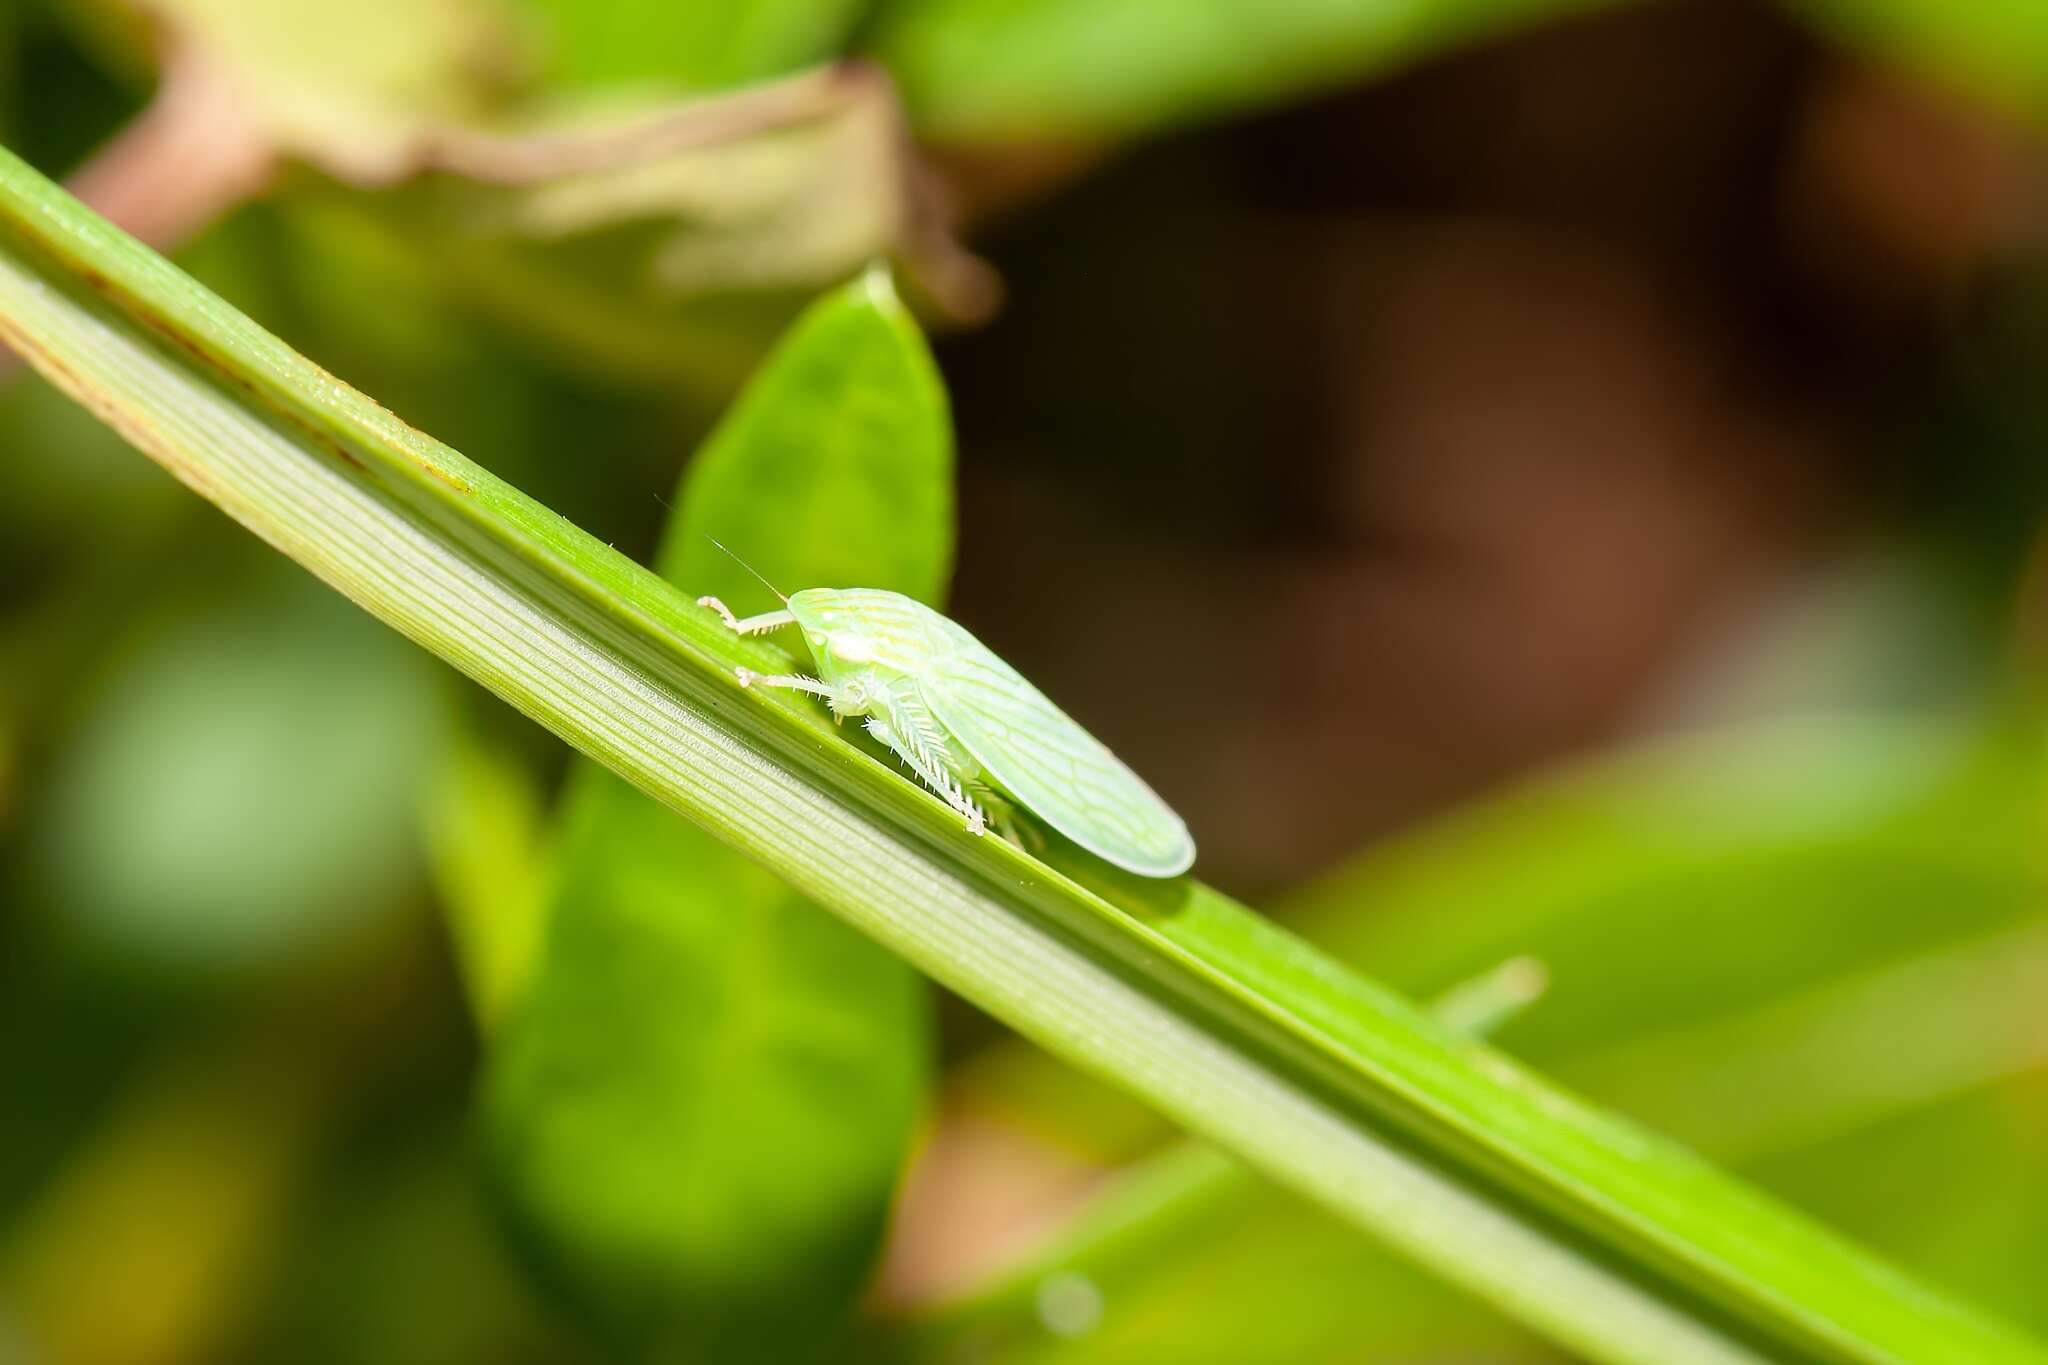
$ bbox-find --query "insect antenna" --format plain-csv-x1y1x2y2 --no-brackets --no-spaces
705,536,789,604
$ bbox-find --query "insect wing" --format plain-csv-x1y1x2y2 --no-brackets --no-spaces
790,588,946,676
918,616,1195,877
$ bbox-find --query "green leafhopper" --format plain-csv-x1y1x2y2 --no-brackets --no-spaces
699,582,1196,878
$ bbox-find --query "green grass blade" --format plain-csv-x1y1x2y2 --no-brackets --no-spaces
0,145,2042,1365
912,722,2048,1358
907,960,1558,1359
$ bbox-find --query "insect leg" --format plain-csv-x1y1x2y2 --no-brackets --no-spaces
697,596,797,636
734,668,835,700
866,716,988,836
967,779,1035,854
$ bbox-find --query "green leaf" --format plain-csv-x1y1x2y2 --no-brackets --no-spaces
516,0,871,92
1781,0,2048,119
422,723,551,1032
866,0,1628,140
479,274,943,1358
483,769,928,1358
2,145,2043,1365
663,268,953,598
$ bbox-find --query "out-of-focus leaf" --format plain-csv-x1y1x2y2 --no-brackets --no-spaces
516,0,870,93
1300,718,2045,1059
1754,1079,2048,1337
666,268,952,599
1780,0,2048,118
7,149,2044,1365
140,0,511,182
865,0,1627,140
481,272,943,1360
422,723,550,1033
338,67,988,391
1557,914,2048,1161
35,560,445,971
119,0,991,383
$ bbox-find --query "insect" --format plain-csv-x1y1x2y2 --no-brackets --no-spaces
698,581,1196,878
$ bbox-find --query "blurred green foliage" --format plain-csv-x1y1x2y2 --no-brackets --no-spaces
1788,0,2048,117
518,0,868,92
866,0,1625,138
37,565,441,969
2,0,2047,1362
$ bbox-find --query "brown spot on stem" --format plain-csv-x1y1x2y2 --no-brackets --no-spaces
321,437,367,473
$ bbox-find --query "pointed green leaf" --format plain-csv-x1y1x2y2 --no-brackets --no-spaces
480,274,944,1359
663,268,952,598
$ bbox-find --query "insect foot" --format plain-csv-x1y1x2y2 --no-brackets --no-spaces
964,806,987,837
698,595,740,630
734,666,756,688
